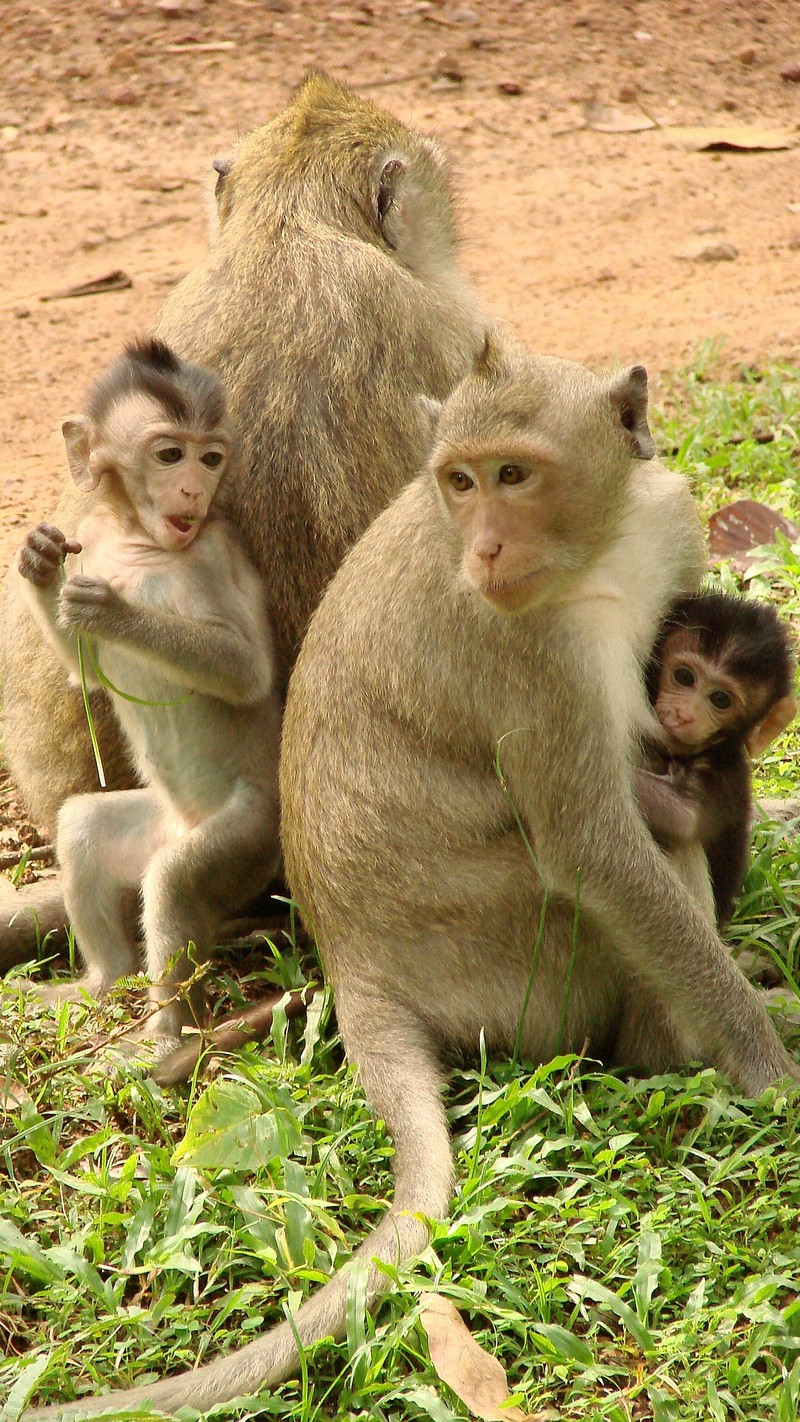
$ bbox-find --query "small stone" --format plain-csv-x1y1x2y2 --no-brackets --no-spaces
722,98,738,111
780,61,800,83
433,53,465,83
13,307,31,319
498,79,524,95
106,84,140,106
737,46,757,65
678,240,739,263
618,84,637,103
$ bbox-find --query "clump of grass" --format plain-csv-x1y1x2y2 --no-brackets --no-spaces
2,354,800,1421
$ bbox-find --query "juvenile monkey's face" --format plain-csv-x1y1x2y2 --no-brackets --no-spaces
98,397,230,551
654,636,744,752
434,444,593,613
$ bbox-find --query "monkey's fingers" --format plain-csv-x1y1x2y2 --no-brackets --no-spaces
63,573,112,595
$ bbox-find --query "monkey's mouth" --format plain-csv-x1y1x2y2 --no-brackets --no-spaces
167,515,197,535
477,569,544,611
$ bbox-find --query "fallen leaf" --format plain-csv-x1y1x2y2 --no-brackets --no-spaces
420,1292,538,1421
583,93,656,133
40,270,133,302
664,124,794,151
0,1080,32,1111
709,499,799,571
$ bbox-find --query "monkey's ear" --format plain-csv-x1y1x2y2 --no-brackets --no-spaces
375,156,406,245
474,329,512,382
212,154,233,195
62,417,99,492
610,365,655,460
746,694,797,757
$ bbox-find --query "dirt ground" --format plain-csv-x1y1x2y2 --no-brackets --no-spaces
1,0,799,572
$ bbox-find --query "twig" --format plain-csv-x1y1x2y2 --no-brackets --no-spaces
0,845,54,871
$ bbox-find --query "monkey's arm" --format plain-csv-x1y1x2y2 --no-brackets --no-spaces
635,766,700,844
57,575,273,706
17,524,93,683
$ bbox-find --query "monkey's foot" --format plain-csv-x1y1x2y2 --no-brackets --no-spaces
11,975,106,1006
765,986,800,1029
106,1023,187,1070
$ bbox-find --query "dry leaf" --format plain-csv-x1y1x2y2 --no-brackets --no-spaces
663,124,794,151
420,1292,538,1421
583,94,656,133
708,499,799,572
40,270,133,302
0,1080,32,1111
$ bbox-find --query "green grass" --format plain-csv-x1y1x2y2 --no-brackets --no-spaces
2,353,800,1422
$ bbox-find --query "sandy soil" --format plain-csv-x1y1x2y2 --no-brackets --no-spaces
1,0,799,572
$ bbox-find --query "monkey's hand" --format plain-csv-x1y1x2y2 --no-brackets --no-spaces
636,766,699,844
18,523,82,588
58,573,126,636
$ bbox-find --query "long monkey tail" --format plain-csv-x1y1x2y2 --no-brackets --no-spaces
24,1004,454,1419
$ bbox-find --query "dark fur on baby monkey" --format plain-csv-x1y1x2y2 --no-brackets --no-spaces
639,590,797,925
16,338,281,1052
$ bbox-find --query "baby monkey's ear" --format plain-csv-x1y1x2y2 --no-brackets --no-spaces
746,694,798,757
610,365,655,460
62,417,102,492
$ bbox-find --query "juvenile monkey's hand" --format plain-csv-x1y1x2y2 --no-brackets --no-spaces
18,523,82,588
58,574,126,636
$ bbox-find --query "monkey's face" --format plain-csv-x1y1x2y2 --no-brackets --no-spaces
434,448,597,613
94,397,230,552
136,429,229,551
654,639,745,753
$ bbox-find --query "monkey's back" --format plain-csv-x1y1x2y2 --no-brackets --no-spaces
156,225,483,683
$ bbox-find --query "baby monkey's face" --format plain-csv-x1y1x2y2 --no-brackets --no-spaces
93,394,231,552
653,632,745,754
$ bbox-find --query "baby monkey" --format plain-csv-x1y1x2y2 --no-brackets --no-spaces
17,339,281,1052
639,590,797,924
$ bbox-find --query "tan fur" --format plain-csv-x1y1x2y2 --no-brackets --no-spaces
28,344,798,1418
2,72,485,833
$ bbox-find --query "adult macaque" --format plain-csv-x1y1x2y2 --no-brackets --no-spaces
638,590,797,924
16,339,280,1049
2,71,485,837
27,340,798,1418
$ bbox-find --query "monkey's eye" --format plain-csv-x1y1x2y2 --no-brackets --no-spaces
709,690,732,710
449,469,473,493
673,666,695,687
155,445,184,465
201,450,225,470
498,464,528,486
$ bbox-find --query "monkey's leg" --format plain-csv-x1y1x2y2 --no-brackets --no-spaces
51,789,166,1001
140,782,278,1043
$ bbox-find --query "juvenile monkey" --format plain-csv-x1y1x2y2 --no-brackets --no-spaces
2,71,485,837
30,339,798,1417
638,591,797,924
16,339,280,1049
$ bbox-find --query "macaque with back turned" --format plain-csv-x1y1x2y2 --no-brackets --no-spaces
16,338,281,1053
638,590,797,924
